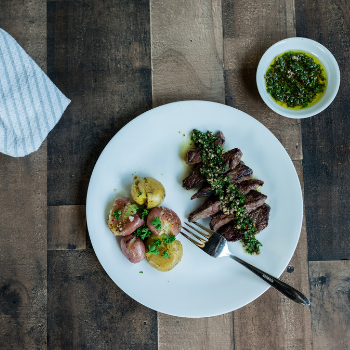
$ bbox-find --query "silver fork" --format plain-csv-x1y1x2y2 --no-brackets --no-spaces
182,222,310,306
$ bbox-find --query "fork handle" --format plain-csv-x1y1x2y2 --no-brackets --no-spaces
230,255,310,306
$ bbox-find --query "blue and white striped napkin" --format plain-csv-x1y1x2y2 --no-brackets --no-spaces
0,28,70,157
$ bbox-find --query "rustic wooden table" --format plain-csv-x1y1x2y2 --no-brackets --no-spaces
1,0,349,349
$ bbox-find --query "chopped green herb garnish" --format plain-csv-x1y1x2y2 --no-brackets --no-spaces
152,217,162,230
191,129,262,254
147,245,160,256
134,226,152,240
113,210,122,220
162,235,176,244
162,249,169,259
139,271,143,273
153,239,162,247
141,209,150,220
137,191,142,197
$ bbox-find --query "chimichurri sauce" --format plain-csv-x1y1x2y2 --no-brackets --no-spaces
191,130,262,255
265,51,326,108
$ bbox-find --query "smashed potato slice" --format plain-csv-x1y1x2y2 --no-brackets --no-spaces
145,234,183,272
131,177,165,209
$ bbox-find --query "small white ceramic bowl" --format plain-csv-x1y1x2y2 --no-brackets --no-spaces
256,37,340,119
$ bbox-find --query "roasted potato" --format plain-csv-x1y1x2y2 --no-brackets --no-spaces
108,197,144,236
121,235,146,263
131,177,165,209
145,234,183,271
147,207,181,236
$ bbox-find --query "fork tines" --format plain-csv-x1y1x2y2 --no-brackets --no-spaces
181,222,214,247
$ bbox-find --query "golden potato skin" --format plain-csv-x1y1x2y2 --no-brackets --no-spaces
131,177,165,209
146,234,183,272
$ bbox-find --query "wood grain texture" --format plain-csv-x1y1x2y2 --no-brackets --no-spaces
233,161,312,350
0,1,47,349
48,205,86,250
309,260,350,350
151,0,225,107
223,0,303,161
151,1,233,348
295,0,350,260
48,249,157,350
47,0,152,206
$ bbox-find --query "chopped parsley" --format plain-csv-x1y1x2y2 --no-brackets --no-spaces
137,191,143,197
139,271,143,273
162,249,169,259
162,235,176,244
141,209,150,220
147,245,160,256
191,129,262,254
134,226,152,240
152,217,162,230
153,239,162,247
113,210,122,220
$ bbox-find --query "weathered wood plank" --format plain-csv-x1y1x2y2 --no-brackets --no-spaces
295,0,350,260
47,0,152,206
151,1,233,348
48,249,157,350
233,161,312,350
151,0,225,107
46,1,156,347
48,205,86,250
309,260,350,350
223,0,302,161
0,1,47,348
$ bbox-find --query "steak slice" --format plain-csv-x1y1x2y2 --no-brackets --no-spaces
223,148,243,172
186,148,202,164
191,183,213,199
227,162,253,183
191,162,253,199
249,203,271,232
244,190,267,213
210,212,234,231
185,131,225,164
182,164,206,190
236,179,264,194
217,223,244,242
188,196,221,222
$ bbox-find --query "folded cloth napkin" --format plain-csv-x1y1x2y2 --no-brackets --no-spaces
0,28,70,157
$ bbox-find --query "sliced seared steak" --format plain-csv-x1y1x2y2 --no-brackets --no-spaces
249,203,271,232
182,164,206,190
223,148,243,171
210,212,233,231
211,202,270,232
191,183,213,199
217,223,244,242
186,148,202,164
244,190,267,213
214,131,225,147
236,179,264,194
191,162,253,199
227,162,253,183
188,196,221,222
185,131,225,165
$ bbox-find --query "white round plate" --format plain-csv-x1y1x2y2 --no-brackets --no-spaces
256,37,340,119
86,101,303,318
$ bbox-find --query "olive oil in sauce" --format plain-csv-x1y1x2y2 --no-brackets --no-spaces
265,51,327,109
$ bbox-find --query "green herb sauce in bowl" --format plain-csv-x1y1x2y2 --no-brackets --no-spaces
265,51,327,109
257,38,340,119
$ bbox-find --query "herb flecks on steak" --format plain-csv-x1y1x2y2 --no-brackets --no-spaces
189,129,263,255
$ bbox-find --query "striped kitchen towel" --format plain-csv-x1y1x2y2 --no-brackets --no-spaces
0,28,70,157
